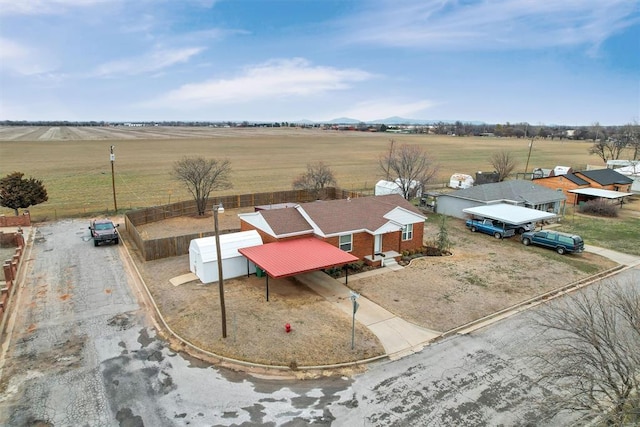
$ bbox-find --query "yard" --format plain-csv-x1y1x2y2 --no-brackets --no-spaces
127,208,619,368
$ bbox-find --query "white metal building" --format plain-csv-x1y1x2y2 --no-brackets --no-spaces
448,173,474,189
189,230,263,284
374,179,422,197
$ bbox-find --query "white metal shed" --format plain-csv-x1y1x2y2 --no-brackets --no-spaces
449,173,474,189
189,230,262,284
374,179,422,197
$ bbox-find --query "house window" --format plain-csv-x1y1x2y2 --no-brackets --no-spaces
402,224,413,241
339,234,352,252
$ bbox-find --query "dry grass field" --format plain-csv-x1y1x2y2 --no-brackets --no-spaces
1,126,603,220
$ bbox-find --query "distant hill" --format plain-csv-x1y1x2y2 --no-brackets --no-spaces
326,117,362,124
293,117,486,126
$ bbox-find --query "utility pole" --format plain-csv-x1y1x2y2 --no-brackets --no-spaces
214,203,227,338
524,138,534,175
110,145,117,212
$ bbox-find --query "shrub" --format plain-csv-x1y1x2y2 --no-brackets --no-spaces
347,261,365,272
578,199,618,217
436,216,452,253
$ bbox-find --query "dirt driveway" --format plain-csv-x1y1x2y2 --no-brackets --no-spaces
128,211,617,368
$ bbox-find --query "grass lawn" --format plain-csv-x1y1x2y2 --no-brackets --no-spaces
557,212,640,256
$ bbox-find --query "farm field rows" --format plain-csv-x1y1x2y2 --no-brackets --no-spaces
1,126,602,220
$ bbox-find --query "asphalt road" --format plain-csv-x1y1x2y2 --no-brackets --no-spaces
0,219,637,426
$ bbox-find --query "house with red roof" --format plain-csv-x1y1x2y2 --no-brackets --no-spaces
238,194,427,267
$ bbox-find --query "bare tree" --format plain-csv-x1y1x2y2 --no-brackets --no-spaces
292,161,337,199
529,280,640,425
589,139,627,162
488,150,518,181
172,156,232,215
379,141,438,200
621,121,640,160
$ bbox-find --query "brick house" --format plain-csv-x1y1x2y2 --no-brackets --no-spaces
238,194,427,267
533,169,633,205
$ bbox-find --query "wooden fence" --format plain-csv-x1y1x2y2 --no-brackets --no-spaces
125,187,362,261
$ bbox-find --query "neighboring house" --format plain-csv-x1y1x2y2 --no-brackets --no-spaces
575,169,633,192
239,194,427,266
435,180,566,219
532,173,590,205
533,169,633,204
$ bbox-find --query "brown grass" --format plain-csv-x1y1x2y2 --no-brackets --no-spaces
1,126,604,220
127,211,619,367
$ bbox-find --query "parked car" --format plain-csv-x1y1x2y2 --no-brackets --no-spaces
465,218,516,239
89,219,120,246
492,220,535,235
520,230,584,254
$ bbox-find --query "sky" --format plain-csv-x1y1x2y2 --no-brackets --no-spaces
0,0,639,126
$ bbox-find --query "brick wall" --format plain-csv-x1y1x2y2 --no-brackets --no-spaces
1,231,26,323
0,212,31,228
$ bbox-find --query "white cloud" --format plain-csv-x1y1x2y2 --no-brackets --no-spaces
92,47,205,77
154,58,374,106
0,37,57,75
331,99,436,122
0,0,113,15
343,0,639,51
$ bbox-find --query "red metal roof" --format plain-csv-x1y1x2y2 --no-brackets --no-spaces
238,237,358,278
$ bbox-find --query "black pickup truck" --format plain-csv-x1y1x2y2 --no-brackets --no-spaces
89,219,120,246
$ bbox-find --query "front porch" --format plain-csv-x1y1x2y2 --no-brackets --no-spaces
364,250,401,268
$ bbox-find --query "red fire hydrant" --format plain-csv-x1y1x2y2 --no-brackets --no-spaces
285,323,291,333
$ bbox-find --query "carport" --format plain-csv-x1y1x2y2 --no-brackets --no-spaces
568,188,633,206
238,237,358,301
462,203,557,228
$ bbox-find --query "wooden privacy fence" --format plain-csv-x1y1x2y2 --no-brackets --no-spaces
125,187,362,261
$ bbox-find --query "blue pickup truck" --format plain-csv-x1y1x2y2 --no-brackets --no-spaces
465,218,516,239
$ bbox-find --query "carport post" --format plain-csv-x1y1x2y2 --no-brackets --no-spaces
266,275,269,302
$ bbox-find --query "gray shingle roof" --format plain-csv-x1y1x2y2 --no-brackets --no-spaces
444,180,566,204
562,173,590,186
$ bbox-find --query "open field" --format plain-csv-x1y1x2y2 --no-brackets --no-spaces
1,126,605,220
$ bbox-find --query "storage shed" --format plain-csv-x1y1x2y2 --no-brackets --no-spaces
189,230,262,284
449,173,474,189
375,179,422,197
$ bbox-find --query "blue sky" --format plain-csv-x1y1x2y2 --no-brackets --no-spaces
1,0,638,125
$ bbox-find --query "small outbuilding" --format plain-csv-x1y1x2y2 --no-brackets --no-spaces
449,173,474,189
189,230,263,284
374,179,422,198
